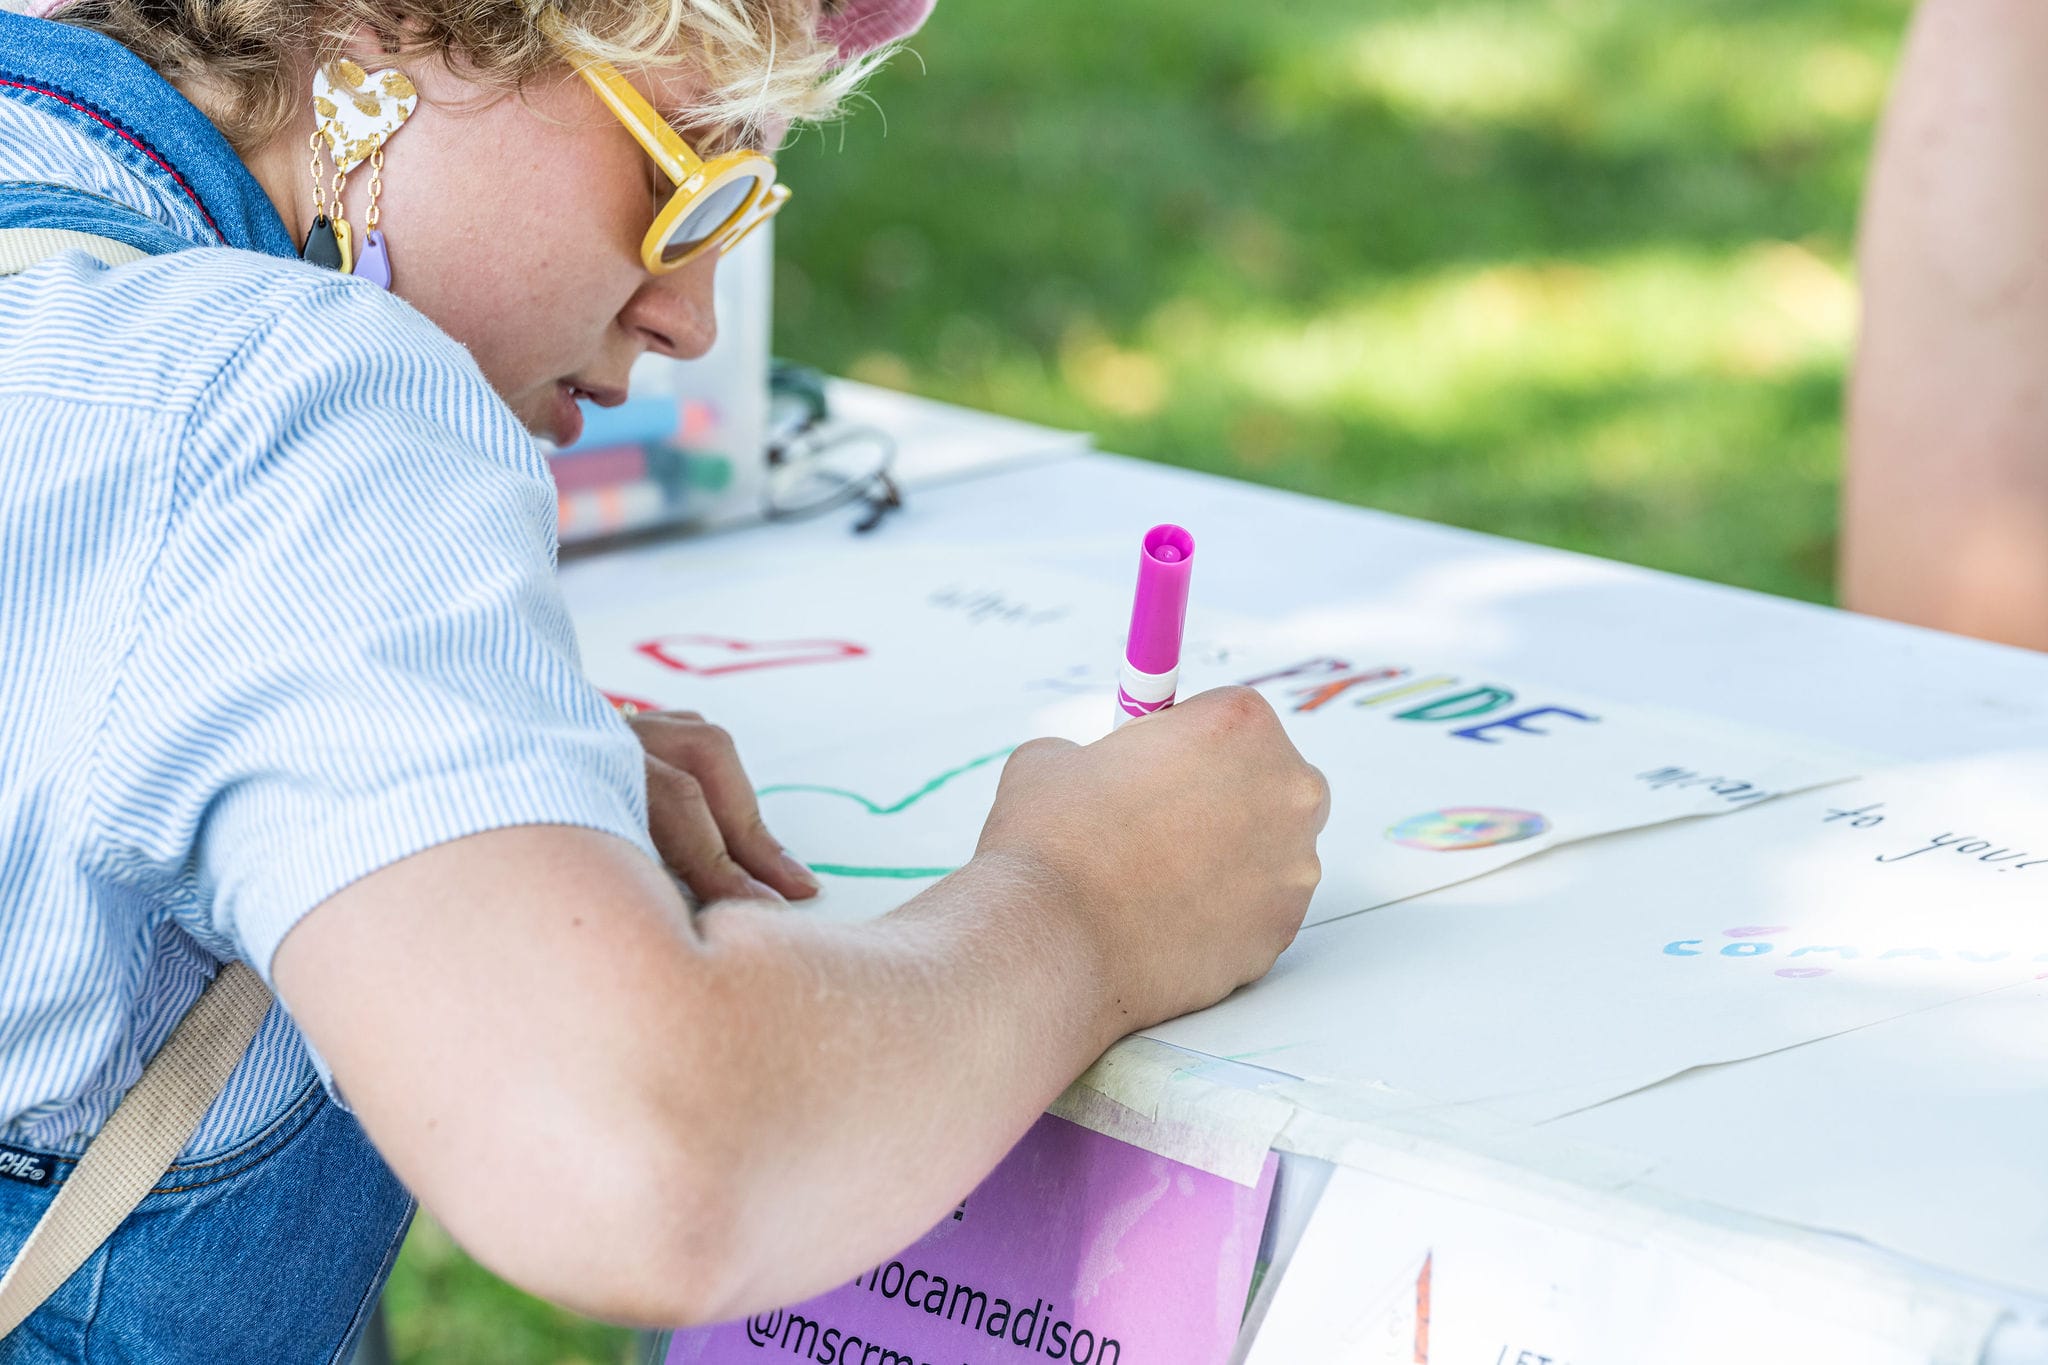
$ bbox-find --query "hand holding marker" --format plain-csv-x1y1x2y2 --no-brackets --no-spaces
1115,524,1195,728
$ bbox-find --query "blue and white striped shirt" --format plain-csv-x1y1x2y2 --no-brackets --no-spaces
0,23,654,1160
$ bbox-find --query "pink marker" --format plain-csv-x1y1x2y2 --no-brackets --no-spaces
1115,523,1195,727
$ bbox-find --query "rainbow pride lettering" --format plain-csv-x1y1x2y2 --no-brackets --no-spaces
1240,658,1599,743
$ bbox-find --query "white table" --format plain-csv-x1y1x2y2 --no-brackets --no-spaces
567,399,2048,1365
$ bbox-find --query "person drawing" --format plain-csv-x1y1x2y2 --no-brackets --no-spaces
1843,0,2048,653
0,1,1330,1357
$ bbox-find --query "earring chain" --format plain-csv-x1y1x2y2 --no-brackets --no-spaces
365,148,384,231
306,130,329,221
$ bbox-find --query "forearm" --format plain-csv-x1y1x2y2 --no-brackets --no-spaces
670,851,1118,1317
281,830,1116,1327
1843,0,2048,649
282,697,1321,1328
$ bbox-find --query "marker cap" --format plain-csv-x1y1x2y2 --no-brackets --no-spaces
1124,523,1194,676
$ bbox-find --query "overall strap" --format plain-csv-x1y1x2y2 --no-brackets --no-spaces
0,217,276,1337
0,182,206,260
0,964,272,1336
0,226,148,273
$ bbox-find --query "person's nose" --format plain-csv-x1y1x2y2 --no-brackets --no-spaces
620,251,719,360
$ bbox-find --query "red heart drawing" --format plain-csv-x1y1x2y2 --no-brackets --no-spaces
635,634,869,678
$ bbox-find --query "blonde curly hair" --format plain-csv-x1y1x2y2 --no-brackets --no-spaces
45,0,887,154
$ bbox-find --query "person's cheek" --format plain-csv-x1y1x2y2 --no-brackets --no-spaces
523,210,641,381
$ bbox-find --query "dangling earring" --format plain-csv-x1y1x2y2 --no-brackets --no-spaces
303,60,417,290
301,128,344,272
355,145,392,288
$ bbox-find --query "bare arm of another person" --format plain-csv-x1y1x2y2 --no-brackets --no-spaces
1843,0,2048,649
273,686,1327,1328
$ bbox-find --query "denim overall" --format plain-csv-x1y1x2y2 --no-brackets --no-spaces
0,12,415,1361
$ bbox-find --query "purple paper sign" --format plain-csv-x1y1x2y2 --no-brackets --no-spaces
666,1113,1279,1365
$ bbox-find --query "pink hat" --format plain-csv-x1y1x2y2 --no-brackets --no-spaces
816,0,936,60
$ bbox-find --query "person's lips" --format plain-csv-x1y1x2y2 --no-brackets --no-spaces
577,382,631,409
549,382,585,447
548,381,629,447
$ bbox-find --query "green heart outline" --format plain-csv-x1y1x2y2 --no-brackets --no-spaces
756,745,1017,879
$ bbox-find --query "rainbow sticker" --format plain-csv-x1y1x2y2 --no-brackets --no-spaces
1386,807,1550,852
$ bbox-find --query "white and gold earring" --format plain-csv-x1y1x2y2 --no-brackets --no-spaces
302,60,418,289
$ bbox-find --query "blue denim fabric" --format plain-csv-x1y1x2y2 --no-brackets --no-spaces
1,15,418,1360
0,183,200,256
0,1084,415,1364
0,9,298,257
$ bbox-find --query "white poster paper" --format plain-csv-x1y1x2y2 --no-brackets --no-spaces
564,548,1859,925
1243,1165,1995,1365
1148,756,2048,1123
1544,754,2048,1294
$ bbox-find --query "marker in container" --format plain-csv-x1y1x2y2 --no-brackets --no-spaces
1115,524,1195,728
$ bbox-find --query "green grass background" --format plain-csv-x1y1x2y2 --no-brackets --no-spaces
383,0,1909,1357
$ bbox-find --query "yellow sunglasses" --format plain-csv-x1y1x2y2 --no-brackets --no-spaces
553,27,789,273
